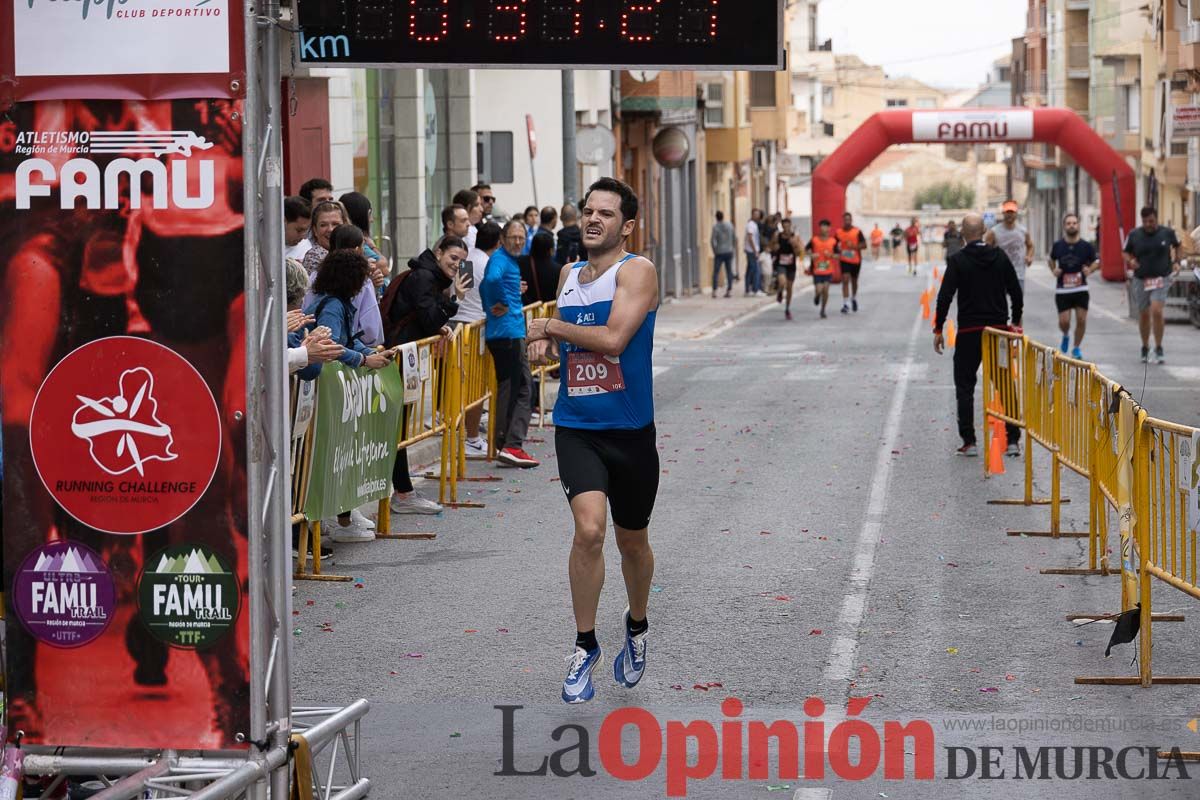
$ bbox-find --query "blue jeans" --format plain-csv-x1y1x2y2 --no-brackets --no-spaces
744,252,762,294
712,252,733,292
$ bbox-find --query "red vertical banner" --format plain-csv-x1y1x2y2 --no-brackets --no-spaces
0,98,250,750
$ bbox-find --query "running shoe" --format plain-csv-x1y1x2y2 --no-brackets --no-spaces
956,443,979,457
1006,442,1021,458
1140,346,1150,363
1071,347,1083,360
327,518,375,543
785,310,793,321
813,294,820,306
852,298,859,312
613,608,648,689
819,309,827,319
840,304,849,314
498,447,540,468
562,645,602,704
1060,335,1070,354
464,437,488,459
389,491,443,515
1155,346,1165,364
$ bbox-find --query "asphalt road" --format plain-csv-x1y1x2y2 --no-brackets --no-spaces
293,256,1200,799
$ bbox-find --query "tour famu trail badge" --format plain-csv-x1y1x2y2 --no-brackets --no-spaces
137,544,240,649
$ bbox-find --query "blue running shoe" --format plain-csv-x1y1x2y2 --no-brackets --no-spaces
613,607,648,688
1060,335,1069,353
562,645,601,704
1071,347,1082,360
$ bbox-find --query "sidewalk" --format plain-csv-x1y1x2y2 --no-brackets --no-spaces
655,291,775,340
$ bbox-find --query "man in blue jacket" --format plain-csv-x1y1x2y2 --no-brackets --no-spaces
480,219,540,468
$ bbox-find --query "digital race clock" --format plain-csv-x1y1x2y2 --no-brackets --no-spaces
295,1,783,70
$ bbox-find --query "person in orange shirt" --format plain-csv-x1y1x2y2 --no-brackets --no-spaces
805,219,838,319
869,224,884,261
836,212,867,313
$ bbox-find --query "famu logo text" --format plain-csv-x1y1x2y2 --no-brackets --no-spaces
16,131,215,210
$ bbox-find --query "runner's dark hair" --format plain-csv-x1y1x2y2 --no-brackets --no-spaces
584,177,639,223
330,224,364,251
313,249,370,302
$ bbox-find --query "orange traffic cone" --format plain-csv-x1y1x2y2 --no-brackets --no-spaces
987,392,1007,475
920,289,931,320
945,319,957,348
933,266,940,281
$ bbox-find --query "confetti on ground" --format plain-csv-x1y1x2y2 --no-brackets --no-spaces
946,647,959,655
464,629,478,634
809,629,823,636
979,687,999,693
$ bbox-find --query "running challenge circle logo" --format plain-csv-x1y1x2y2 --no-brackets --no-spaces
29,337,222,535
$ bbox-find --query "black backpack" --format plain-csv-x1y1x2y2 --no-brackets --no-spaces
377,269,419,347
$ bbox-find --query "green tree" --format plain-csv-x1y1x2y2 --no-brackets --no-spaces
912,182,976,210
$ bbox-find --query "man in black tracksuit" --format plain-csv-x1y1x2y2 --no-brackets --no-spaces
934,213,1024,457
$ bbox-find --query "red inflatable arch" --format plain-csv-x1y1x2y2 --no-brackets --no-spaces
811,108,1135,281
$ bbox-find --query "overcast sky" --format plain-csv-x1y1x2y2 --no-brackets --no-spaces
818,0,1026,90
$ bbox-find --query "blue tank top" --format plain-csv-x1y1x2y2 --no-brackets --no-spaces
554,255,656,430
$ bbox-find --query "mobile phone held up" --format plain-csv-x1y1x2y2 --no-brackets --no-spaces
458,260,475,290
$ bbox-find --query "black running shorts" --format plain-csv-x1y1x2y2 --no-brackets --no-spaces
555,424,659,530
840,261,861,279
1055,292,1090,312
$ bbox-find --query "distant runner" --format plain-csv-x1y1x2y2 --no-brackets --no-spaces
869,224,884,261
985,200,1034,292
526,178,659,705
890,223,904,263
904,217,921,275
1048,212,1099,359
837,212,867,313
774,217,800,320
805,219,837,319
1123,206,1181,364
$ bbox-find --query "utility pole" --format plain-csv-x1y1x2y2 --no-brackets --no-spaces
562,69,577,207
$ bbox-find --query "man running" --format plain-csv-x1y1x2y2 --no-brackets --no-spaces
985,200,1034,292
804,219,838,319
869,224,884,261
890,223,904,263
526,178,659,705
904,217,921,274
1048,212,1100,359
836,212,867,313
774,217,800,319
1123,206,1181,363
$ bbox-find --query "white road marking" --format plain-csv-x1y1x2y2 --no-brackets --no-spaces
1164,365,1200,382
652,366,670,378
822,280,924,685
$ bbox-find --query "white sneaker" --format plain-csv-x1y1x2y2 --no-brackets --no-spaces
349,508,376,530
464,437,488,458
326,518,375,543
390,491,444,515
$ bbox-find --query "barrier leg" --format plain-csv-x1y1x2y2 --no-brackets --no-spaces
1040,477,1115,575
988,433,1058,506
1007,453,1087,538
294,520,352,582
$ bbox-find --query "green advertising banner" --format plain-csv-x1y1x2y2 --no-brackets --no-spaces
303,362,404,521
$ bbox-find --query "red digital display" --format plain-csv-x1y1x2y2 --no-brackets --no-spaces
297,0,781,69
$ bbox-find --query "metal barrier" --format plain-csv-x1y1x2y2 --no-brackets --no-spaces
1003,337,1087,538
530,301,559,430
443,319,499,508
981,329,1048,506
376,333,455,537
1131,414,1200,687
